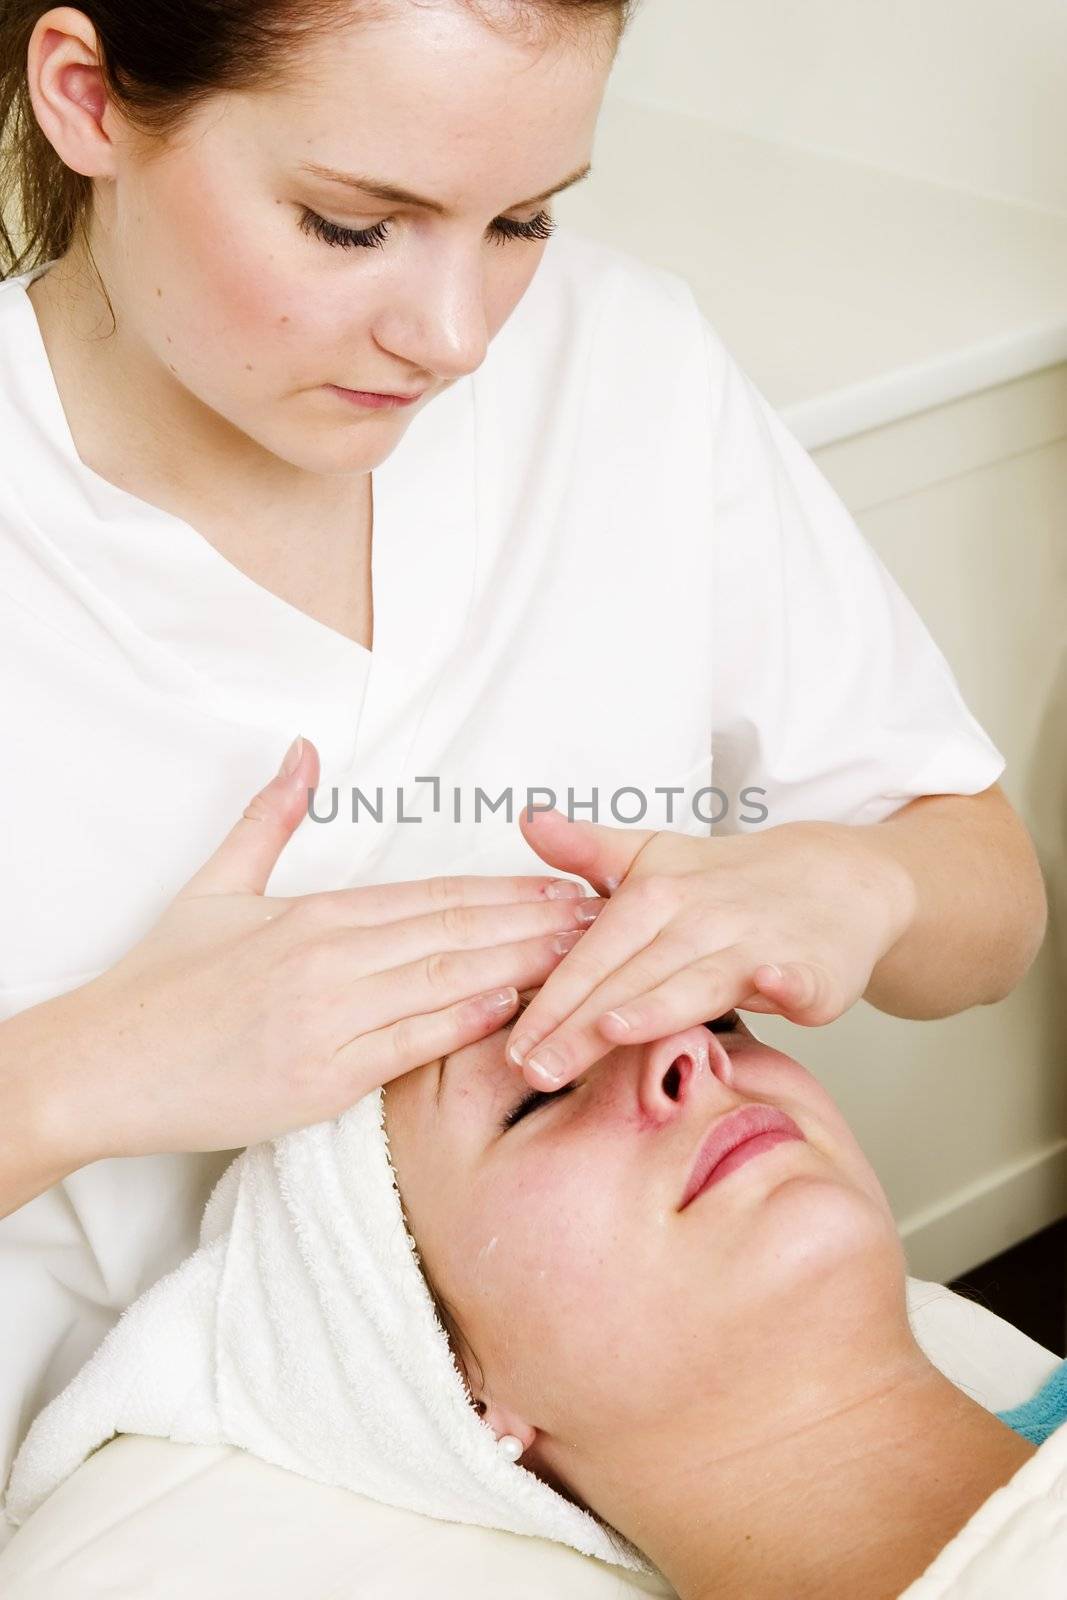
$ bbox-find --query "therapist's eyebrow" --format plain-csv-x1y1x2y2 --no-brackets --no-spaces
434,995,532,1108
297,161,593,215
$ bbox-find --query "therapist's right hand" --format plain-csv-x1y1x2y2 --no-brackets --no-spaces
1,736,601,1198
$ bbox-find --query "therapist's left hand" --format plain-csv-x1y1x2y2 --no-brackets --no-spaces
507,807,916,1089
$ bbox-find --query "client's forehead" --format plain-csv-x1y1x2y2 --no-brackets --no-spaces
386,988,542,1126
440,989,538,1081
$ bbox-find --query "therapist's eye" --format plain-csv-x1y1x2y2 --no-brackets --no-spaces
299,209,391,250
298,206,557,252
500,1081,577,1133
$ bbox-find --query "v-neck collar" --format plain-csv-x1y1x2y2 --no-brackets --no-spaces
2,265,478,781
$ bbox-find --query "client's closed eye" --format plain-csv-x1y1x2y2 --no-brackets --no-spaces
501,1081,577,1132
500,1011,741,1132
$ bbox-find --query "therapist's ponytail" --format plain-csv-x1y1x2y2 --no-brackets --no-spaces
0,0,636,278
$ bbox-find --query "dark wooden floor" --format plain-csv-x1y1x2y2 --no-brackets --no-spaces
947,1216,1067,1358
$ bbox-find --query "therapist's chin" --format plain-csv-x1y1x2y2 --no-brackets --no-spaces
264,398,424,475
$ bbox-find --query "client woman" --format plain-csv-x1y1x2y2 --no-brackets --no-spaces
3,999,1062,1598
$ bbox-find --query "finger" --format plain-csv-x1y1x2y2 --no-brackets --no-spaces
311,896,606,969
290,871,594,927
594,947,761,1043
518,943,758,1089
750,961,844,1027
332,925,592,1044
181,736,321,899
735,990,784,1015
517,807,657,897
502,883,673,1071
738,968,793,1016
323,985,525,1113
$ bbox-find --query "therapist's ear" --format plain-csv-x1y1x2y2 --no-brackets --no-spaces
27,9,118,182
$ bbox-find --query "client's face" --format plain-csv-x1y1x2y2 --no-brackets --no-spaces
383,996,908,1504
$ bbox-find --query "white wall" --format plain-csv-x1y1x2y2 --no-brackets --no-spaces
613,0,1067,214
769,401,1067,1281
571,5,1067,1277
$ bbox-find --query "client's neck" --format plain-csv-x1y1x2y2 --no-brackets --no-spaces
600,1342,1034,1600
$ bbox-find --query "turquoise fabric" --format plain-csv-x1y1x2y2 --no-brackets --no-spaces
996,1358,1067,1446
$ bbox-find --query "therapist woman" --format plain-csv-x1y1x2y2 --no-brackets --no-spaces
0,0,1047,1489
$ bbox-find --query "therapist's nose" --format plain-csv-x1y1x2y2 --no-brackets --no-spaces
635,1023,734,1126
372,253,490,383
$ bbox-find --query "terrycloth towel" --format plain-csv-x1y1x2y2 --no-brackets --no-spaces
2,1090,653,1576
997,1358,1067,1446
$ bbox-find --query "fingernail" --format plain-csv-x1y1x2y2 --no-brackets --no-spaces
279,735,304,777
553,930,583,955
574,898,605,924
603,1009,631,1033
481,988,518,1012
507,1033,535,1067
544,880,582,900
526,1049,565,1087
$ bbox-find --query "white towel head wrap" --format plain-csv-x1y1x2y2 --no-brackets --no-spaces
3,1089,655,1576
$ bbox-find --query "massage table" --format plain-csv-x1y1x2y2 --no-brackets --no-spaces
0,1279,1060,1598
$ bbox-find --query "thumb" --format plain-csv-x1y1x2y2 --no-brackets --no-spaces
749,961,843,1027
180,735,320,898
517,806,656,897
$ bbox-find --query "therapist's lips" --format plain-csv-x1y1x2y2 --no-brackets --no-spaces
327,384,425,409
679,1104,805,1210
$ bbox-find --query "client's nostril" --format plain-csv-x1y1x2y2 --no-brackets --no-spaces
662,1059,683,1101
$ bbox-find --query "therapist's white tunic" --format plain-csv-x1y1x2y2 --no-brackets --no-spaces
0,225,1003,1487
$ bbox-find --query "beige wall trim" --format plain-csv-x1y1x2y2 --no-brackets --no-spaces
902,1139,1067,1283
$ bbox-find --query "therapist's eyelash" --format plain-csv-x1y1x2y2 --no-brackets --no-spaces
298,207,557,251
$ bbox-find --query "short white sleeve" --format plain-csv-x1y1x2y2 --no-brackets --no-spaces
704,318,1004,829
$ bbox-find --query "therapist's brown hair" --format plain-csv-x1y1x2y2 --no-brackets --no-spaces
0,0,634,278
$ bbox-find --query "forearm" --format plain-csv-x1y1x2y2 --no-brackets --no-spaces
0,994,89,1218
858,784,1047,1019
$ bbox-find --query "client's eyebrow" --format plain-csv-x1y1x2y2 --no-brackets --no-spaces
435,995,532,1108
297,161,592,215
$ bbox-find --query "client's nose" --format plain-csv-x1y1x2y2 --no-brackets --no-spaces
637,1022,732,1124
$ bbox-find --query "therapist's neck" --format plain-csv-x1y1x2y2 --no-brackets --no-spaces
586,1328,1035,1600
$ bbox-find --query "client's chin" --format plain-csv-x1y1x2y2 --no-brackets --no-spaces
708,1160,909,1356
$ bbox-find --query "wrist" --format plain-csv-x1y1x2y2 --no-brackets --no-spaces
793,817,918,959
867,828,919,958
836,818,919,961
2,987,108,1189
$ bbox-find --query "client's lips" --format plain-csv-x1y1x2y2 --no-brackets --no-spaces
679,1104,805,1210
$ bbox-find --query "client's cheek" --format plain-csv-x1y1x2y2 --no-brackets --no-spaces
468,1171,620,1348
731,1050,838,1131
735,1062,895,1209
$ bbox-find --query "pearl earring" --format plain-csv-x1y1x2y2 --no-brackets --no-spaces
497,1433,524,1462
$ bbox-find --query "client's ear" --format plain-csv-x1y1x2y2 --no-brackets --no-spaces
474,1395,537,1456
